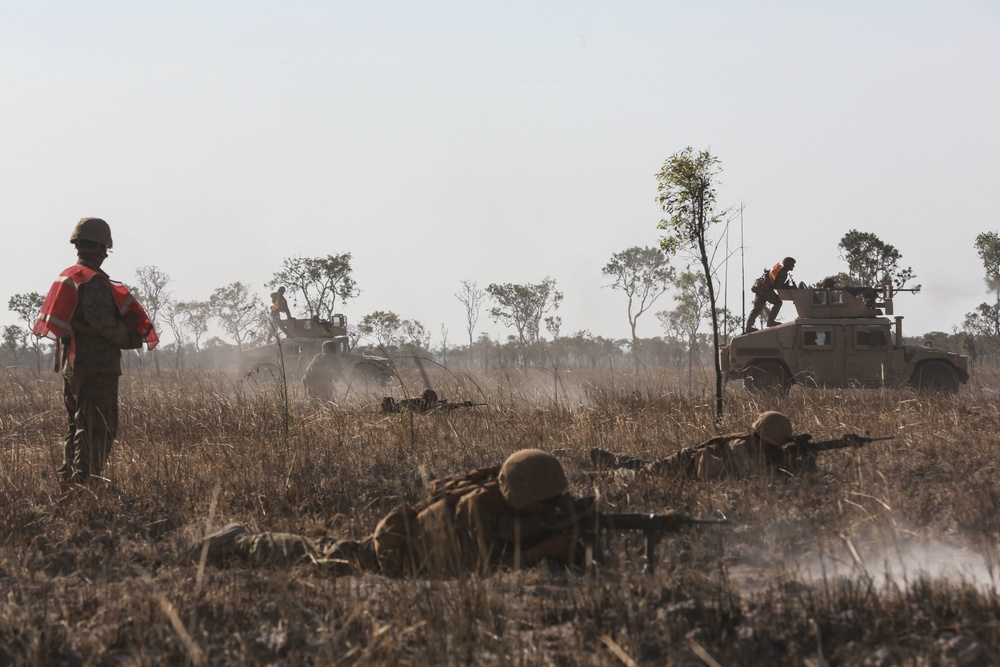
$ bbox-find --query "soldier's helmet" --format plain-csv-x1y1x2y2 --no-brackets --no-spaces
419,388,438,403
498,449,568,510
321,340,338,354
70,217,113,249
752,411,794,446
782,256,796,267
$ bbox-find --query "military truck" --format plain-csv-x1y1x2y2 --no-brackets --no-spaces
241,314,394,384
720,284,969,395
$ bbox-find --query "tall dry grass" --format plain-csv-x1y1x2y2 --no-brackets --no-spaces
2,365,1000,665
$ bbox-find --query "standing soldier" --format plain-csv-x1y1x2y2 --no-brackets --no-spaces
591,411,816,479
302,340,346,401
746,257,796,332
33,218,158,484
188,449,579,576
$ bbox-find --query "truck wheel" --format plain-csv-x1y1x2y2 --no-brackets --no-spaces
353,363,393,385
743,361,790,396
911,361,960,394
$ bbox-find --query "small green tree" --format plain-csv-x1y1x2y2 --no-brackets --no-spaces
838,230,919,290
269,255,359,321
602,246,675,360
656,147,727,419
358,310,403,351
962,232,1000,360
208,282,261,353
9,292,45,372
487,277,563,363
2,324,25,365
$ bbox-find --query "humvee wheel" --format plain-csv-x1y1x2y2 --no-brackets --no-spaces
353,362,393,385
910,361,960,394
743,361,791,396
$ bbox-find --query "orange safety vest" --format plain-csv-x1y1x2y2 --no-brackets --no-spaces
767,262,785,285
32,265,159,370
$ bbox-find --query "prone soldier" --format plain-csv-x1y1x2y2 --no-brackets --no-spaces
302,340,347,401
189,449,584,576
591,411,892,480
188,448,725,576
381,388,485,414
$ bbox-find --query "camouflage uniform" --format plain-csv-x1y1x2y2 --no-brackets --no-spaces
190,451,576,577
381,389,439,413
302,350,345,401
747,258,796,331
591,412,815,479
61,262,141,483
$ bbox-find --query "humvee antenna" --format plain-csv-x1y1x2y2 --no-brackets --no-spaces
740,203,746,326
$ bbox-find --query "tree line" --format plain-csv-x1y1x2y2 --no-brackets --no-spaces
4,148,996,377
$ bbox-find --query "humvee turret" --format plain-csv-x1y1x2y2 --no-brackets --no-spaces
720,285,968,394
241,314,394,384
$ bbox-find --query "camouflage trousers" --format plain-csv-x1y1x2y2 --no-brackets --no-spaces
196,529,380,573
61,372,119,484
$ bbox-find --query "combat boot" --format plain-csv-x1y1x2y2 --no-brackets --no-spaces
188,523,249,564
766,319,780,328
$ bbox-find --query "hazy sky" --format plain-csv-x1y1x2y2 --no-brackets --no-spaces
3,1,998,348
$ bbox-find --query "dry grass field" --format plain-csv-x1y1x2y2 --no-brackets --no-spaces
3,365,1000,666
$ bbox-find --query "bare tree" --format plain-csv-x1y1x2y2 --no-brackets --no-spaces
455,280,486,349
134,266,172,373
175,300,212,358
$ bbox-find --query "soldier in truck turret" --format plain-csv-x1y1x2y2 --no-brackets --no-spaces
746,257,796,332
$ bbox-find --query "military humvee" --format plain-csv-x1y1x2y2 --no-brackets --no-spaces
720,285,969,395
241,314,394,384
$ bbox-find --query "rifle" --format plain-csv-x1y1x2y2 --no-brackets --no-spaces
770,433,895,464
437,400,488,411
531,496,730,574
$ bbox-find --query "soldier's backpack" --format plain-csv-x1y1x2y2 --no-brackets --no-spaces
751,269,770,294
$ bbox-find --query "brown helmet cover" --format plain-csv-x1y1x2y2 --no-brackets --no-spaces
752,411,794,446
498,449,568,509
70,217,113,248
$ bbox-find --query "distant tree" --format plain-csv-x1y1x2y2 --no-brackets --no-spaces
208,282,261,352
2,324,25,365
602,246,676,356
811,272,856,289
656,147,727,419
175,300,212,354
486,277,563,356
439,324,449,366
269,254,359,321
962,232,1000,355
163,301,186,369
134,265,171,373
358,310,403,350
400,319,431,352
455,280,486,349
657,271,709,386
838,230,919,290
9,292,45,372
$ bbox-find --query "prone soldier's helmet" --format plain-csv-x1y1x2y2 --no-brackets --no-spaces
70,217,113,248
498,449,568,510
321,340,338,354
419,388,438,403
752,411,794,446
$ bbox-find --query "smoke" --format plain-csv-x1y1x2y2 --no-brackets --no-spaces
730,520,1000,595
782,524,1000,593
